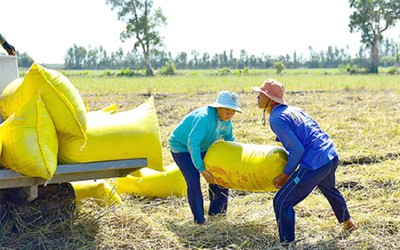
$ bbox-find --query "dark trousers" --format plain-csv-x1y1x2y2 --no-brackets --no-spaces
273,156,351,243
171,151,229,223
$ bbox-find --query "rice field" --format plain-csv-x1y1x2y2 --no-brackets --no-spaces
1,69,399,249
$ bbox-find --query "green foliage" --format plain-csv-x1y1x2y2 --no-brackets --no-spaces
232,68,249,76
212,67,250,76
348,0,400,73
349,0,400,45
60,70,90,77
387,66,398,74
105,0,167,76
274,61,285,74
116,68,136,77
380,55,396,67
64,44,87,70
61,41,399,73
103,70,114,77
339,63,370,75
159,61,176,76
215,68,232,76
16,51,34,68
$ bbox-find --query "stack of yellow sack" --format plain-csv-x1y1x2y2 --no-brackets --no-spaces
0,63,176,203
0,63,87,179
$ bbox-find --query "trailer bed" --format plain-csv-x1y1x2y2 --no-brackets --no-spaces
0,158,147,200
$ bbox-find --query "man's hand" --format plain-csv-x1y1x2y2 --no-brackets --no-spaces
2,41,16,56
201,170,215,184
273,173,290,189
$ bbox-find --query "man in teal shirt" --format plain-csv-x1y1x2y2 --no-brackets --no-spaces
169,91,242,224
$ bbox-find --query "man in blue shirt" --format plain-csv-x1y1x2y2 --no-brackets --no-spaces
169,91,242,224
252,79,356,244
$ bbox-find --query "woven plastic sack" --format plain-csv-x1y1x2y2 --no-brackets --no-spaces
204,141,288,192
58,96,164,171
71,179,122,206
115,163,187,198
0,93,58,179
0,63,87,138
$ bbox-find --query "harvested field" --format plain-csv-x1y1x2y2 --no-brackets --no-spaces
1,72,399,249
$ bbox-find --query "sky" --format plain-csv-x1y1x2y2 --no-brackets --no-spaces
1,0,399,64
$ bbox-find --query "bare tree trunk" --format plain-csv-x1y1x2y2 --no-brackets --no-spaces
144,51,154,76
370,35,380,74
395,46,399,74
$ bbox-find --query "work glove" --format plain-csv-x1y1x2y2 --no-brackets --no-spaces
2,41,16,56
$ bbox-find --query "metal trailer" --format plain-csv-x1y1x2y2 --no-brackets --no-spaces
0,158,147,201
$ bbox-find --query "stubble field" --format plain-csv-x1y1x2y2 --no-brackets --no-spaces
1,70,399,249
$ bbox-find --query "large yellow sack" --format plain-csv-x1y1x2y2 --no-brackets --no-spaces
71,179,122,206
58,96,164,171
115,163,187,198
0,93,58,179
0,63,87,138
0,125,2,155
204,141,288,192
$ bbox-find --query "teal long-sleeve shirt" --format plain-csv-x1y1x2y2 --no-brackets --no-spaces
169,106,235,172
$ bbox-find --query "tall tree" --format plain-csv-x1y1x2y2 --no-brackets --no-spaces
64,44,87,69
106,0,167,76
17,52,34,68
349,0,400,73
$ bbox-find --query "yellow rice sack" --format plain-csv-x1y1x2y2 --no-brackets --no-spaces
0,93,58,179
71,179,122,206
0,125,2,156
204,141,288,192
58,96,164,171
115,163,187,198
0,63,87,138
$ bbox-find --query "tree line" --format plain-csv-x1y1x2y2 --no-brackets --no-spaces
15,38,399,74
57,38,399,73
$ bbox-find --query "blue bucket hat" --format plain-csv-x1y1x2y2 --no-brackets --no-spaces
209,91,242,113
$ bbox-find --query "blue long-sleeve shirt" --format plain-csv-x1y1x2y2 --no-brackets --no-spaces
169,106,235,172
269,105,338,175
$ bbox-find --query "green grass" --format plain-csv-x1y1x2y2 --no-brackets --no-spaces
68,70,400,96
1,69,400,249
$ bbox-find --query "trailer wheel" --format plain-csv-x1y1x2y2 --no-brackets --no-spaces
0,183,76,233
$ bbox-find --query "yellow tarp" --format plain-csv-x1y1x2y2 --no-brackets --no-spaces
204,141,288,192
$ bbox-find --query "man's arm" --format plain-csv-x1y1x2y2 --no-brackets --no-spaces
0,34,16,56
